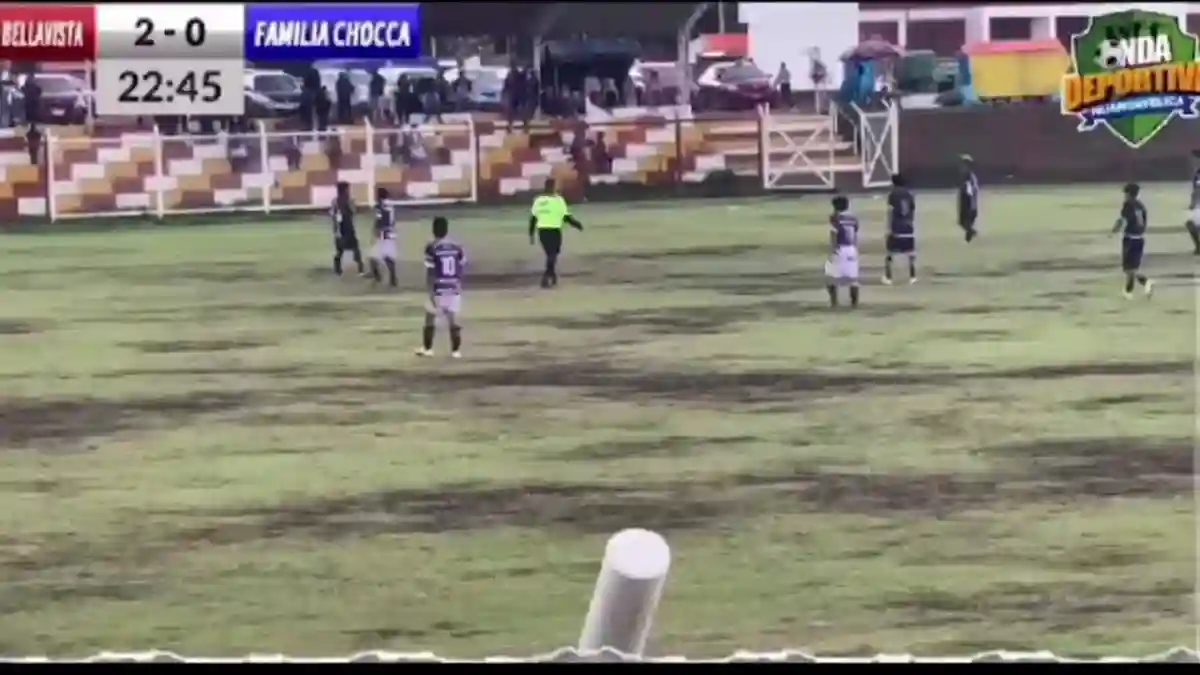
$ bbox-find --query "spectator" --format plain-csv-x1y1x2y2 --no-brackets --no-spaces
776,62,792,108
25,123,40,166
335,72,354,125
21,74,40,126
503,65,523,131
315,85,331,132
325,132,342,167
422,71,446,124
452,69,472,111
369,70,386,123
522,67,540,126
809,47,829,113
621,75,634,107
601,78,618,109
228,132,250,174
645,71,663,107
387,129,404,166
591,131,612,175
584,74,601,106
394,74,413,126
284,135,302,171
0,69,14,128
567,122,589,184
400,123,428,167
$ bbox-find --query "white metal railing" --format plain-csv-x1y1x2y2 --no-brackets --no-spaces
45,117,479,222
2,528,1192,663
848,100,900,189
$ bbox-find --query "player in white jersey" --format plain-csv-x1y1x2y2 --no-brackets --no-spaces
369,187,399,287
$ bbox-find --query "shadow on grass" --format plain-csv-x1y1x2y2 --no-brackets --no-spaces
0,392,253,450
534,300,923,335
156,435,1189,547
129,338,276,354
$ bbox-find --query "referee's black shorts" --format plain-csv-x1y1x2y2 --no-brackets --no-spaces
537,228,563,255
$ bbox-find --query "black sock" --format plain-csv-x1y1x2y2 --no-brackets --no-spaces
333,253,343,275
1188,223,1200,250
884,255,893,280
422,325,435,350
369,259,381,282
385,259,397,286
353,249,364,273
548,255,559,285
826,284,838,307
908,255,917,278
1124,276,1135,293
1136,274,1148,286
450,326,462,352
849,285,860,307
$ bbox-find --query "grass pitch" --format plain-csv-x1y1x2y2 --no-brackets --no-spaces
0,186,1194,658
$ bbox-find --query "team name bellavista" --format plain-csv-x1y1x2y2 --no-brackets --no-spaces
0,20,84,49
253,20,411,49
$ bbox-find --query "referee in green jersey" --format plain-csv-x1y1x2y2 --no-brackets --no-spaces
529,178,584,288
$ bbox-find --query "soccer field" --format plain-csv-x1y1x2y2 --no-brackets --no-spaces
0,185,1193,658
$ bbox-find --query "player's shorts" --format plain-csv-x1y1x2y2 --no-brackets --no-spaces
886,234,915,254
1187,209,1200,224
1121,237,1144,270
335,234,359,251
372,238,397,260
537,228,563,255
425,293,462,317
824,246,860,281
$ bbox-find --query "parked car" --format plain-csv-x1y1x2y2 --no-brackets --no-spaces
443,66,507,111
13,72,90,124
378,65,441,97
694,61,774,111
244,69,302,118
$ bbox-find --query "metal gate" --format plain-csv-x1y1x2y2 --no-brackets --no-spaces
759,108,839,191
851,101,899,189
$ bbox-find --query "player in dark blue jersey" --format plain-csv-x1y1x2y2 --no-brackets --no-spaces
1185,150,1200,254
1111,182,1154,299
957,155,979,243
330,181,364,276
883,173,917,285
416,216,467,359
825,194,861,308
368,187,399,287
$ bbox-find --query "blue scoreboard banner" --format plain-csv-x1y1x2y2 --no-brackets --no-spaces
244,4,422,61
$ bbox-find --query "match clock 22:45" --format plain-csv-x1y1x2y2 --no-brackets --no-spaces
95,59,245,116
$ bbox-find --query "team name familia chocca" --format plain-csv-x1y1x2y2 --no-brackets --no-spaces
253,19,412,49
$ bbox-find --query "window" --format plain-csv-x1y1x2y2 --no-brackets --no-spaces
255,74,300,94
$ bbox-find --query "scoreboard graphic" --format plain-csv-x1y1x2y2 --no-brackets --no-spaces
0,3,421,116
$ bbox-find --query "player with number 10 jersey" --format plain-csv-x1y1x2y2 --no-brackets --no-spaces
417,216,467,359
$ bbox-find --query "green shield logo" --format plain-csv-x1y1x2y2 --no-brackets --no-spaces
1061,10,1200,149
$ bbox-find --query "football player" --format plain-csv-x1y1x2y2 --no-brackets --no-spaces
369,187,398,287
416,216,467,359
825,194,861,308
883,173,917,285
1112,182,1154,299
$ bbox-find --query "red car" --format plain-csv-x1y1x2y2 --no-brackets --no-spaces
694,61,775,111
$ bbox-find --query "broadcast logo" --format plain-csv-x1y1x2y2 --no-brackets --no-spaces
1061,10,1200,149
